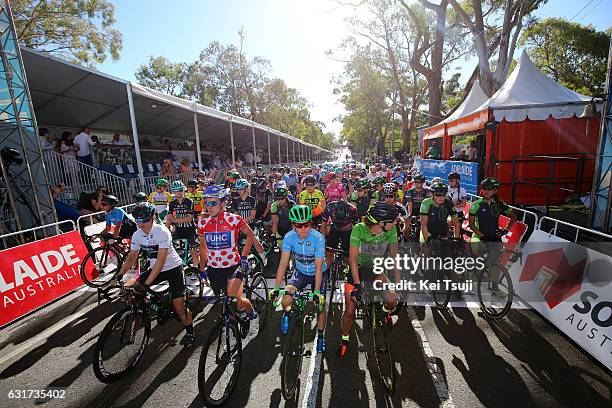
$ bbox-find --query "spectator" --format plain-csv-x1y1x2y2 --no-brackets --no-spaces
244,150,254,166
39,127,53,150
74,127,95,166
426,140,442,159
77,186,108,215
160,158,175,177
179,158,195,174
110,133,129,145
467,140,477,161
52,137,62,153
60,132,77,157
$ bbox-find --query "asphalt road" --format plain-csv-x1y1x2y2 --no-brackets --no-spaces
0,283,610,408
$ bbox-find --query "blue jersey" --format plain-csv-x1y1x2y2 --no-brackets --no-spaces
283,174,298,187
105,207,129,226
282,229,327,275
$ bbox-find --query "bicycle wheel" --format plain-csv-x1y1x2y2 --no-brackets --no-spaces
327,262,339,314
281,313,305,401
477,265,513,319
246,272,269,333
370,304,396,395
198,319,242,406
432,269,451,309
80,246,123,288
93,306,151,383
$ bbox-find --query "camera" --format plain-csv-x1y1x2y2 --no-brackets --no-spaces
1,147,23,166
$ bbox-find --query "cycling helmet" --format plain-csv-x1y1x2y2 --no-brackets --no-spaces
303,175,316,185
290,167,297,174
101,194,118,205
274,186,289,198
132,202,156,222
413,173,425,182
373,176,387,186
334,200,353,221
203,185,229,200
335,167,343,174
448,172,460,180
321,170,328,177
383,183,398,195
133,192,148,203
187,179,198,188
432,177,443,184
170,180,186,192
366,202,399,224
155,178,169,187
203,177,215,187
481,177,500,190
255,178,267,190
288,205,312,223
234,178,250,190
354,179,370,190
227,170,240,179
431,182,449,195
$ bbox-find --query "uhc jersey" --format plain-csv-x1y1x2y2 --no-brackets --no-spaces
197,211,247,268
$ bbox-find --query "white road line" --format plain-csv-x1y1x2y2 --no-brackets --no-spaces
0,298,102,367
407,306,456,408
301,334,321,408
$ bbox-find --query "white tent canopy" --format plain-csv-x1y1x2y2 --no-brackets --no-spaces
476,51,597,122
442,80,488,124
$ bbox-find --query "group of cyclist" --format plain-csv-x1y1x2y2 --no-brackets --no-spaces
95,160,516,353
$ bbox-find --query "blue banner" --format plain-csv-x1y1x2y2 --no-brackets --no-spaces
418,159,479,195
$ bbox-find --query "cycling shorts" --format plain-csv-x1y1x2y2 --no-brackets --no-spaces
207,265,244,295
139,265,185,300
344,266,376,287
326,228,351,253
288,270,327,296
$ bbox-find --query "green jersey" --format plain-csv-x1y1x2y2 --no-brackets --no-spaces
349,222,398,267
420,197,457,237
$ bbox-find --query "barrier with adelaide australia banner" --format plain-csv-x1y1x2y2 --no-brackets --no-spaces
419,159,479,195
0,231,91,327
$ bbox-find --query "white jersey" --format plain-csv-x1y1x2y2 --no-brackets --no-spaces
447,185,467,206
131,224,182,272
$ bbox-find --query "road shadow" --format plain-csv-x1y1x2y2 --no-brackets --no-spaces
488,309,612,408
432,306,535,407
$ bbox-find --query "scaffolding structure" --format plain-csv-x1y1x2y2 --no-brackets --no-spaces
590,37,612,234
0,0,56,245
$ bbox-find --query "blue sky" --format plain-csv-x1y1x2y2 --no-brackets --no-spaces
100,0,611,137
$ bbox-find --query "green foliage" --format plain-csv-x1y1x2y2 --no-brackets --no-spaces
135,32,331,150
12,0,122,66
519,17,610,95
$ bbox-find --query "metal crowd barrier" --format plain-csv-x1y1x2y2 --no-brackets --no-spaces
538,216,612,243
0,220,76,250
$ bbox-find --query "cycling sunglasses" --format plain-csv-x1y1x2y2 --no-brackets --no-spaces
433,193,446,197
356,188,365,192
384,194,395,198
305,183,316,187
293,222,311,229
135,217,153,224
205,201,221,207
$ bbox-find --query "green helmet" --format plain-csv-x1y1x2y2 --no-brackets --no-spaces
274,186,289,198
373,176,387,186
354,178,370,190
155,178,169,187
481,177,500,190
431,182,448,195
170,180,186,192
227,170,240,180
288,205,312,223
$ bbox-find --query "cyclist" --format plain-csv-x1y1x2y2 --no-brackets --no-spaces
404,173,430,235
271,186,296,245
186,179,204,219
369,176,388,202
197,185,259,323
116,202,195,347
224,169,241,189
283,168,299,196
381,183,409,238
253,177,273,231
271,205,327,353
469,178,516,243
148,178,173,222
338,202,400,357
99,194,137,243
350,179,371,221
420,183,461,243
321,196,358,270
298,175,326,227
166,181,198,267
134,192,148,203
325,172,346,202
228,178,268,266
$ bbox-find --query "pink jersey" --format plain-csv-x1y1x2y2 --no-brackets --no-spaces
197,211,246,268
325,182,345,202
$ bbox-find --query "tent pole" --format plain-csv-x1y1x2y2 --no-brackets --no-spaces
251,123,257,168
286,137,290,164
229,115,236,168
277,133,281,164
127,83,145,186
193,111,202,171
267,129,272,167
